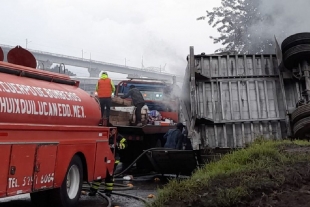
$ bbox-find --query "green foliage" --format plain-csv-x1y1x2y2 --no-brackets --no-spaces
149,139,310,207
198,0,275,54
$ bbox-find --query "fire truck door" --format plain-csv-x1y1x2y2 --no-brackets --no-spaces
33,144,58,191
93,141,111,180
0,145,11,197
6,144,37,196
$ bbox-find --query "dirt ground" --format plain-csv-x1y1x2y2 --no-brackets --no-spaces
0,179,163,207
163,144,310,207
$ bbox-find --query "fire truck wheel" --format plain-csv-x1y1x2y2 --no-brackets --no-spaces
56,155,84,207
31,155,83,207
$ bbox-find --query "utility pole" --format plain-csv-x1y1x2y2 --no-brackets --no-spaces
89,53,92,70
26,39,31,48
125,58,130,66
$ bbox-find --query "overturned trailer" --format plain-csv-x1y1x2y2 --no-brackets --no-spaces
181,33,310,150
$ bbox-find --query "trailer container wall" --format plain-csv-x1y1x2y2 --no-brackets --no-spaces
184,48,298,149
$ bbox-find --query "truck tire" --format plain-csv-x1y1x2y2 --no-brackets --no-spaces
291,104,310,124
281,33,310,54
283,44,310,70
31,155,83,207
293,116,310,138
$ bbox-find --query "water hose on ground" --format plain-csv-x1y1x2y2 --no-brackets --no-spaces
114,147,175,177
83,183,134,191
111,191,148,203
81,148,192,206
114,174,190,182
114,175,157,182
82,184,112,207
82,183,148,205
97,192,112,207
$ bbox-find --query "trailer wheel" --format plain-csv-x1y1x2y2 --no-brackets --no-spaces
283,44,310,70
293,116,310,138
281,32,310,54
291,104,310,124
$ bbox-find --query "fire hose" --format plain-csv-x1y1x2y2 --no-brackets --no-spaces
114,147,176,177
81,148,191,206
82,182,149,207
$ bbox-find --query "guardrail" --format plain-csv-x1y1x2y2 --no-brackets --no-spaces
0,44,181,77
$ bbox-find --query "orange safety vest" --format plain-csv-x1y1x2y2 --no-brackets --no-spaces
97,78,112,98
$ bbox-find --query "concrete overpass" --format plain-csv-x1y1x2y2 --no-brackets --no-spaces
74,77,182,94
0,44,183,82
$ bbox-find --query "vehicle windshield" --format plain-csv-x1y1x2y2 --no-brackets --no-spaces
116,81,176,111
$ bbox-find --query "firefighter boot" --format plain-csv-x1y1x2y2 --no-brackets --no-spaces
104,182,114,197
88,179,102,196
88,188,97,197
104,189,112,197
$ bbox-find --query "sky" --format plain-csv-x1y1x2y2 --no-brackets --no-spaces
0,0,221,78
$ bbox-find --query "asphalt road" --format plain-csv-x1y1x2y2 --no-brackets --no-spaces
0,180,162,207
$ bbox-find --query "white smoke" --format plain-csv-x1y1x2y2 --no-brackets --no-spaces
247,0,310,48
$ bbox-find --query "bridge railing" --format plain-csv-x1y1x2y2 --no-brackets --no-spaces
0,44,181,77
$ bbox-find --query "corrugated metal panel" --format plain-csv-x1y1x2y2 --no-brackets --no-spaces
195,54,279,78
185,51,294,149
196,79,284,122
197,121,284,148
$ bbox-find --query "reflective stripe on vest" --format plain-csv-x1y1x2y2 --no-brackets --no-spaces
97,78,112,98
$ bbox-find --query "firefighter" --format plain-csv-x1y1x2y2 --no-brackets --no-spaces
96,71,115,125
163,122,185,150
120,85,145,126
88,128,127,197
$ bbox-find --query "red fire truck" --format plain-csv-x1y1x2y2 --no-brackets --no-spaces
0,46,115,207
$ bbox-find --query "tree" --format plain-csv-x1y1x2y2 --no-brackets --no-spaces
198,0,275,54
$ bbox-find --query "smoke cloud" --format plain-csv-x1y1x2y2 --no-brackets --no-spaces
247,0,310,50
141,33,186,75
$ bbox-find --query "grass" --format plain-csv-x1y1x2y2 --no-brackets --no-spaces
148,139,310,207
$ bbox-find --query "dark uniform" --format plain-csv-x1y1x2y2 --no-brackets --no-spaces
89,128,127,197
120,85,145,126
163,123,185,150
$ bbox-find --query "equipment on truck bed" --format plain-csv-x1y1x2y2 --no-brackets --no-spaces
107,77,184,173
0,45,116,207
